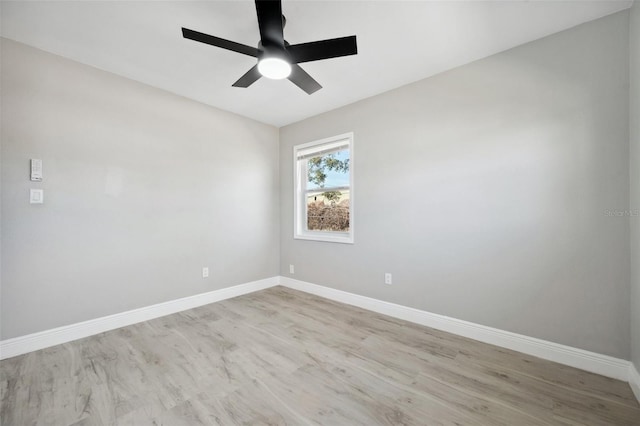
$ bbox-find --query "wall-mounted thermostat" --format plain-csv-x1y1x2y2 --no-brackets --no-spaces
30,159,42,181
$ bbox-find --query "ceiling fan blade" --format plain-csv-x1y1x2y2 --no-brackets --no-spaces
232,65,262,88
182,28,259,57
287,36,358,64
255,0,285,48
288,64,322,95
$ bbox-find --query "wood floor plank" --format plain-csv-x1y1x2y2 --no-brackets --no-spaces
1,286,639,425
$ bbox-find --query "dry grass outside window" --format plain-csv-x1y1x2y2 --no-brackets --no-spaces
307,199,350,232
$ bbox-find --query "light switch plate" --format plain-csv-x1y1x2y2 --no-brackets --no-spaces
30,159,42,181
30,189,44,204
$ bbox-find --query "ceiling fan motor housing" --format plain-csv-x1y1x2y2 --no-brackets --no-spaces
257,41,291,63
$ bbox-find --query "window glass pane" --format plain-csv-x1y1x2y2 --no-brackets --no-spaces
307,189,350,232
306,148,350,191
305,147,350,232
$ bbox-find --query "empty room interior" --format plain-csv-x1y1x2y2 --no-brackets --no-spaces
2,0,640,424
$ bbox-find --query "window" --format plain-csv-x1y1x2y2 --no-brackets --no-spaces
294,133,354,244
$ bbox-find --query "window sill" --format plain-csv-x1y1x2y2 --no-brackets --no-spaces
294,232,354,244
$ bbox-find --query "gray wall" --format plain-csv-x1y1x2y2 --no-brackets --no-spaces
1,39,280,339
280,12,631,358
630,1,640,370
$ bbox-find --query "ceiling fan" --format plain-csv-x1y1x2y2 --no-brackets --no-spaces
182,0,358,95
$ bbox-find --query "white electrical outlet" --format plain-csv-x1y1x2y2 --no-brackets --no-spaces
385,273,392,285
289,264,295,274
202,267,209,278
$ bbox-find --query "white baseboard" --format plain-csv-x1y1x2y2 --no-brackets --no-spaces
2,274,637,403
279,277,632,383
630,363,640,403
0,277,279,360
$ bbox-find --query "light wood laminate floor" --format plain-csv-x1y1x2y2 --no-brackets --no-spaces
1,286,639,425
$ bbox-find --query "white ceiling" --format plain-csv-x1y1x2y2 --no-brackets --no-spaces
1,0,632,127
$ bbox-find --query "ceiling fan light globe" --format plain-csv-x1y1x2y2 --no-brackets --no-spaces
258,57,291,80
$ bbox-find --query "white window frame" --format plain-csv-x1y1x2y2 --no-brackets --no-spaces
293,132,354,244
